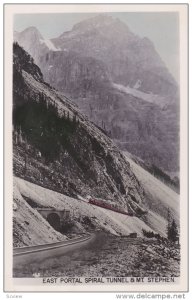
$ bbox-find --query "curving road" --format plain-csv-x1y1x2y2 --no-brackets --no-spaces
13,233,95,268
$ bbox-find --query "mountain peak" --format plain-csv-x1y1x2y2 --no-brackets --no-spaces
71,14,130,35
22,26,40,32
19,26,43,39
73,14,115,28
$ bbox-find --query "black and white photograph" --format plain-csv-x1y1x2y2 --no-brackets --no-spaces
4,4,188,292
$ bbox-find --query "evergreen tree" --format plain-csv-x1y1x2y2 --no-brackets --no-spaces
166,208,171,237
167,211,179,242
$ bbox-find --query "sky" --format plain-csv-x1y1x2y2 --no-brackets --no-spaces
14,12,179,82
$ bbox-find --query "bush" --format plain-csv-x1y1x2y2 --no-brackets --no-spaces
142,229,161,239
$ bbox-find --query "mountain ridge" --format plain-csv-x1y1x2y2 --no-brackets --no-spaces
14,15,179,172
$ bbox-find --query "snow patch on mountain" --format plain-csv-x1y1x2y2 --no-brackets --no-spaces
133,79,142,89
40,39,60,51
48,65,53,70
113,82,164,106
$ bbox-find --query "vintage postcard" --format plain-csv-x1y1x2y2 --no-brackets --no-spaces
4,4,188,292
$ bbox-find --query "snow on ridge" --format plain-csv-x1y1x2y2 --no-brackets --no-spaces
40,38,61,51
48,65,53,70
113,82,164,105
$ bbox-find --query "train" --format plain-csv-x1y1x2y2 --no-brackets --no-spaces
88,198,134,216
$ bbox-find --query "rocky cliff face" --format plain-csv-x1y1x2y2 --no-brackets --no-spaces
13,43,147,215
39,51,111,98
14,15,179,172
52,15,177,96
14,26,60,64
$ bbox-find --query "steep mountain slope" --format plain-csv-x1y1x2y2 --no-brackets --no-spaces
39,50,111,97
12,43,180,245
13,180,67,247
124,153,179,225
15,177,157,237
39,52,179,171
13,42,147,216
14,15,179,172
14,27,60,63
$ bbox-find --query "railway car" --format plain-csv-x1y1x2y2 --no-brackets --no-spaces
88,198,134,216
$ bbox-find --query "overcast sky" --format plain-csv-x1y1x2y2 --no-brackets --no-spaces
14,12,179,82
